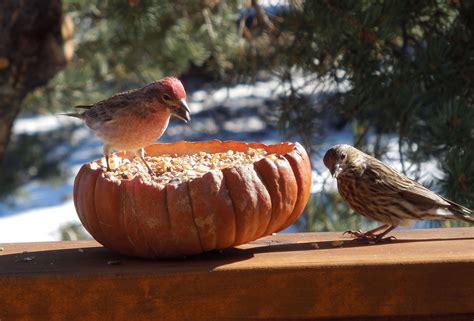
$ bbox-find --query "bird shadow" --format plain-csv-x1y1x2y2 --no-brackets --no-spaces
240,234,474,254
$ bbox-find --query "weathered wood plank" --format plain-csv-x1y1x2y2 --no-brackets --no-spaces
0,228,473,320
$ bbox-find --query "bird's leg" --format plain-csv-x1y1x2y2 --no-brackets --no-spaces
373,225,397,242
103,145,112,171
137,148,154,175
367,224,392,236
105,155,111,171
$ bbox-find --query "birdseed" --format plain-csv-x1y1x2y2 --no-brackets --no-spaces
331,240,344,248
101,148,278,186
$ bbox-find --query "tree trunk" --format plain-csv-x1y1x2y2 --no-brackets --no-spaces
0,0,69,164
0,96,21,164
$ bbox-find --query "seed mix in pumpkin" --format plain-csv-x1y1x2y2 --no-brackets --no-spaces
101,148,278,185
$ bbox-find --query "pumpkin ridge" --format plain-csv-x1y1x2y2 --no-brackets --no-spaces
90,170,109,245
131,179,153,257
280,147,311,230
74,166,90,232
254,157,297,235
96,180,119,233
281,153,303,230
252,162,274,238
166,182,203,257
153,185,172,257
275,158,298,231
225,165,270,244
116,180,136,255
160,186,172,257
224,167,249,244
221,169,238,246
216,172,237,248
185,181,205,254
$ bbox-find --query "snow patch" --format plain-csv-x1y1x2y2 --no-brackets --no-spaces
13,114,81,135
0,200,82,243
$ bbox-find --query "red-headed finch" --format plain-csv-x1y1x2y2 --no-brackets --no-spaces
64,77,190,172
323,144,473,242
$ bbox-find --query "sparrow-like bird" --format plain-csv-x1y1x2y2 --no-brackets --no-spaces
323,144,473,242
64,77,190,172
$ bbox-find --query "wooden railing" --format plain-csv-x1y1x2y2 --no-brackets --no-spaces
1,228,473,320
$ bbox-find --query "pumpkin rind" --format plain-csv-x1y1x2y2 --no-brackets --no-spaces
95,176,134,255
73,140,312,258
166,182,203,256
188,170,236,251
254,157,298,235
280,143,312,231
222,165,272,245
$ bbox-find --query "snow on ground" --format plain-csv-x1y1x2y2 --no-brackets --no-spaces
0,78,442,242
0,201,78,242
12,113,80,135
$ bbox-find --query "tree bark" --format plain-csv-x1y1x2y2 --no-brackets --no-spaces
0,0,68,164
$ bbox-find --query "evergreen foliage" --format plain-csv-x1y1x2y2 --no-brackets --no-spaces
245,0,474,228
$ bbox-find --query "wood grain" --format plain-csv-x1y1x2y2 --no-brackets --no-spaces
0,228,473,320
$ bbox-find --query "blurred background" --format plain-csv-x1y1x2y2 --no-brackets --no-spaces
0,0,472,242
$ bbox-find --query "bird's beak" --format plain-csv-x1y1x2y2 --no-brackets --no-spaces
171,99,191,123
328,164,336,177
326,160,341,178
332,163,342,178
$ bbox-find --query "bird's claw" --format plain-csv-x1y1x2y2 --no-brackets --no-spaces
343,230,396,244
343,229,375,239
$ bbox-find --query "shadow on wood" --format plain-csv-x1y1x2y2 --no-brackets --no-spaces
0,228,473,320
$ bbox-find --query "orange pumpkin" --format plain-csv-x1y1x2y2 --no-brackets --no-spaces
73,140,312,258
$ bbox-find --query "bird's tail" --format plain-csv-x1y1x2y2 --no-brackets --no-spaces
60,112,84,119
455,212,474,223
447,200,474,223
60,104,93,119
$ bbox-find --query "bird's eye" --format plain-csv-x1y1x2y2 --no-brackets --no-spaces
162,94,171,101
340,153,346,160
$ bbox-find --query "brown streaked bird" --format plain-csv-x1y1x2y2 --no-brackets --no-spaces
64,77,190,172
323,144,473,242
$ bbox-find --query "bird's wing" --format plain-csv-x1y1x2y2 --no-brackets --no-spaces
83,100,117,122
81,90,142,122
362,160,451,210
441,196,472,216
397,184,451,209
357,155,472,221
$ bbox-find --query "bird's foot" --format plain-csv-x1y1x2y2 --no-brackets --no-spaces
343,230,396,244
343,229,373,239
144,165,156,177
134,156,156,176
146,161,156,177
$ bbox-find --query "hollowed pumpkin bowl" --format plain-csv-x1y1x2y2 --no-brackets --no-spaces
73,140,311,258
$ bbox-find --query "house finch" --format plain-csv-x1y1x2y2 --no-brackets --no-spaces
323,144,473,242
64,77,190,172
